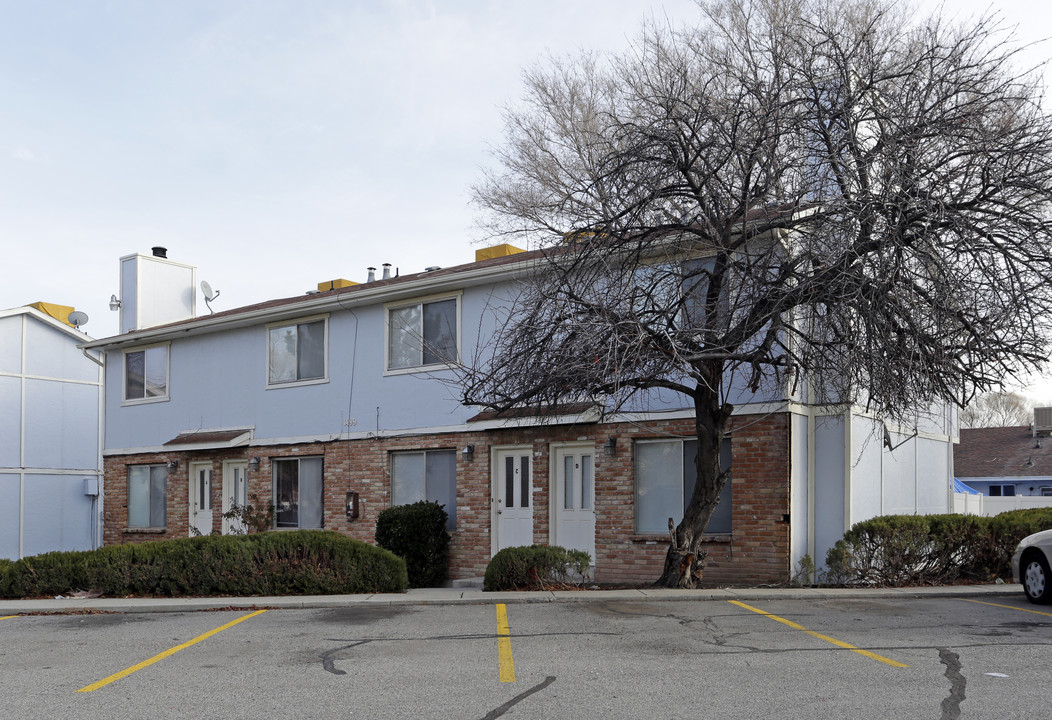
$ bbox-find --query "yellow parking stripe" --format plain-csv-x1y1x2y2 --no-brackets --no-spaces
728,600,909,668
964,599,1052,618
77,609,267,692
496,603,516,682
1,615,16,620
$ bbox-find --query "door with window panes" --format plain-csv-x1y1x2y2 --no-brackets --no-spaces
189,462,213,536
551,444,596,564
222,461,248,534
493,447,533,552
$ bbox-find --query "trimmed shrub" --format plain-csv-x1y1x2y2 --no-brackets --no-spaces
0,530,407,599
824,509,1052,587
484,545,591,591
375,501,450,588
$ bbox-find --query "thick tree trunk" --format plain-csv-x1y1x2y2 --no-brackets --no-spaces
655,383,733,588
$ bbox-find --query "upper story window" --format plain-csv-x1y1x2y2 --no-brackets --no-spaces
267,317,327,387
124,345,169,403
386,295,459,373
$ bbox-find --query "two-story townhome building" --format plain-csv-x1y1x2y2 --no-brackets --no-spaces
82,245,957,585
0,303,104,559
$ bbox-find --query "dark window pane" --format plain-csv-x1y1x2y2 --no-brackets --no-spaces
149,465,167,527
505,456,515,508
274,459,299,527
126,351,145,399
425,450,457,530
422,299,456,365
297,321,325,380
520,456,530,508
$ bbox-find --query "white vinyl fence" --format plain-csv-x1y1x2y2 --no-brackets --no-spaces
954,492,1052,516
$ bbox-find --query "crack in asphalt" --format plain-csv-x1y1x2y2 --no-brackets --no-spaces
320,640,372,675
478,676,556,720
938,647,966,720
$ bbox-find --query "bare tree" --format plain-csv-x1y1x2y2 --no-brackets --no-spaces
461,0,1052,587
959,392,1032,428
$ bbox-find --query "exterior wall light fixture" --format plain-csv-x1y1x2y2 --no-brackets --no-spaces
604,437,618,456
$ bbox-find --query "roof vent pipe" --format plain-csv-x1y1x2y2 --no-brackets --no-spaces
382,263,391,280
152,246,168,259
367,267,376,282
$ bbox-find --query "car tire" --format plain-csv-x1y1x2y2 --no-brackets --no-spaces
1022,551,1052,604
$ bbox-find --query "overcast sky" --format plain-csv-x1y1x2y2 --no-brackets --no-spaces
2,0,1050,396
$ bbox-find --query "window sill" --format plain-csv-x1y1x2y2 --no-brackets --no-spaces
265,377,329,390
123,527,167,534
121,396,169,407
383,361,459,377
630,533,731,544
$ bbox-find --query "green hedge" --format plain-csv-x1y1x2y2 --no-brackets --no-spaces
825,509,1052,586
375,501,450,588
484,545,591,591
0,530,407,598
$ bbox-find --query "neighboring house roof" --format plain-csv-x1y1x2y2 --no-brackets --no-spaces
954,426,1052,478
1,304,95,343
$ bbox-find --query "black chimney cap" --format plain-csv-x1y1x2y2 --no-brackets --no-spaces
152,246,168,258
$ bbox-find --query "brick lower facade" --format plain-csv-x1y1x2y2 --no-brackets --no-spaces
102,411,792,586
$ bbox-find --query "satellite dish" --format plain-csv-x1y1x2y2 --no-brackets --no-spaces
68,311,89,329
201,280,220,313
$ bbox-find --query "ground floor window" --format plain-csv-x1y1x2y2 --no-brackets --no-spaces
634,437,732,534
273,456,323,528
989,484,1016,497
390,449,457,530
128,464,167,528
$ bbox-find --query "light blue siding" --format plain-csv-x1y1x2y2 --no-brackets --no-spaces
0,474,19,560
23,474,96,556
24,379,100,470
0,316,21,373
25,320,99,382
0,376,21,467
813,415,846,564
850,417,884,521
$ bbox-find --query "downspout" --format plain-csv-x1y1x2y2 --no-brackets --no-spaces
82,347,105,548
843,406,853,533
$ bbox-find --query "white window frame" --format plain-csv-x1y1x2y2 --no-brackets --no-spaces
383,292,462,375
265,315,329,389
122,343,170,405
989,483,1017,497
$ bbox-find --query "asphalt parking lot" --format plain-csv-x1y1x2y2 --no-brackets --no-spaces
2,593,1050,719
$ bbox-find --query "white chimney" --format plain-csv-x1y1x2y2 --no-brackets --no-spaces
118,250,196,333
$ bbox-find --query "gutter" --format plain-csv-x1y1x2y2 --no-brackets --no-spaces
80,254,546,352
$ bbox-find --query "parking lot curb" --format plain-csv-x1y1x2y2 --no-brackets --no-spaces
0,583,1023,615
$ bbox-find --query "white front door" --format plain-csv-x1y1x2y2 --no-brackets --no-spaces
189,462,213,536
493,447,533,552
551,444,596,562
222,461,248,534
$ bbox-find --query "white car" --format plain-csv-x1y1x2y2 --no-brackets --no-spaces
1012,529,1052,604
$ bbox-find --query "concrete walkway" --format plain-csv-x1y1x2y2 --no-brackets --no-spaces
0,582,1024,615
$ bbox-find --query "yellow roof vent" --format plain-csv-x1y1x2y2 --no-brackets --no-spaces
29,301,75,327
317,278,359,292
475,244,525,262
